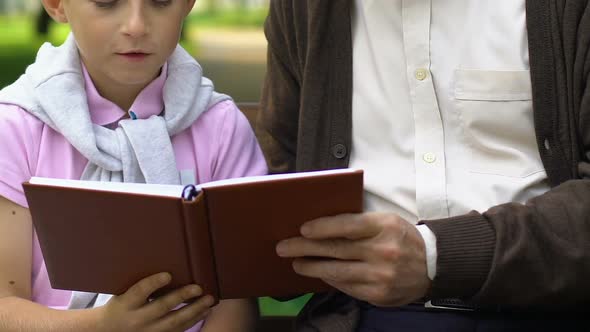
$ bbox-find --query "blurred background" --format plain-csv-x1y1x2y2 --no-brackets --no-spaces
0,0,267,102
0,0,310,318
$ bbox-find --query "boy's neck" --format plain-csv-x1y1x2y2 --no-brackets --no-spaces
95,80,146,112
82,61,160,112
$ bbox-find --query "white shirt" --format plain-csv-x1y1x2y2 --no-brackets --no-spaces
349,0,550,279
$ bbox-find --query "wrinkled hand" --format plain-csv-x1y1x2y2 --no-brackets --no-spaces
96,272,215,332
276,212,431,307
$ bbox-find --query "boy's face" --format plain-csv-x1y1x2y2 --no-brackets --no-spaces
60,0,195,90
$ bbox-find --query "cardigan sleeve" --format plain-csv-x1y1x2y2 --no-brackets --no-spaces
422,181,590,308
256,0,301,175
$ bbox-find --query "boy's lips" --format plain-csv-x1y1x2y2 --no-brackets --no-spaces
116,52,152,61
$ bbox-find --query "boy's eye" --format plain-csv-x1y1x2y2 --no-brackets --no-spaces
92,0,118,8
91,0,171,9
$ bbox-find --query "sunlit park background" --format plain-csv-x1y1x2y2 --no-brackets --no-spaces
0,0,311,317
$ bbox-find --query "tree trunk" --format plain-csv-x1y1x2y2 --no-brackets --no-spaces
36,9,51,35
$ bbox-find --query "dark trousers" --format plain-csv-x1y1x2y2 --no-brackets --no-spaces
358,304,589,332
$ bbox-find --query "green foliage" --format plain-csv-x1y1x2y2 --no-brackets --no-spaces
0,45,35,88
258,294,312,316
0,16,69,89
186,8,268,28
0,16,69,45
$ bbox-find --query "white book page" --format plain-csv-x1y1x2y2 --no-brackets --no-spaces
197,168,362,189
28,168,362,198
28,178,185,198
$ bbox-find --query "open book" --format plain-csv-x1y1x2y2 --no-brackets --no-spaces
23,168,364,302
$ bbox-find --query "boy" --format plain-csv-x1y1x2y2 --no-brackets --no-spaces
0,0,265,331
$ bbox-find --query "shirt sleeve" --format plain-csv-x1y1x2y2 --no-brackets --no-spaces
0,104,41,207
416,224,438,280
211,100,268,180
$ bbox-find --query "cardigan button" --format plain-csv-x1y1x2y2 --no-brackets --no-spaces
332,144,348,159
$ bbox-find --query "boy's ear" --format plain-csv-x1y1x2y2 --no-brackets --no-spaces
185,0,197,17
41,0,68,24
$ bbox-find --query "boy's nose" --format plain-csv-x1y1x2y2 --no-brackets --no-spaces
122,9,149,38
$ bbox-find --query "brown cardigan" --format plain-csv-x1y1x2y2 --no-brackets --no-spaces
257,0,590,329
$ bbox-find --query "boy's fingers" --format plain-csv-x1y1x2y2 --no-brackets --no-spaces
152,295,215,331
175,302,214,332
141,284,203,319
121,272,171,308
175,312,210,332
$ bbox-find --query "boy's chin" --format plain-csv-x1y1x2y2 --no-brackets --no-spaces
113,73,160,87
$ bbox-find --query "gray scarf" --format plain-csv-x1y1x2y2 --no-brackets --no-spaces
0,33,230,184
0,34,231,308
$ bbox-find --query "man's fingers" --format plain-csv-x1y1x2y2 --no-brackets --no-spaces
121,272,171,308
300,213,382,240
291,258,369,283
290,259,411,307
151,295,215,331
276,237,364,260
140,284,204,319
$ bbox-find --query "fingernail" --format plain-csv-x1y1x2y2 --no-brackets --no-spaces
160,273,171,283
301,224,311,237
204,295,215,306
189,285,202,296
276,242,286,256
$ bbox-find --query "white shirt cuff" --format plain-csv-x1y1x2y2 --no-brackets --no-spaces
416,224,437,280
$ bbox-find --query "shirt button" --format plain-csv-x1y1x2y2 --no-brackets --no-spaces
332,144,348,159
415,68,428,81
423,152,436,163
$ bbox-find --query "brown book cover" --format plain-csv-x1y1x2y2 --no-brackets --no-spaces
22,169,364,302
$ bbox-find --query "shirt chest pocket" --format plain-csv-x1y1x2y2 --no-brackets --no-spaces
454,69,545,178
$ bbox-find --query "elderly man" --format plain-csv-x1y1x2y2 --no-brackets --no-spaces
258,0,590,331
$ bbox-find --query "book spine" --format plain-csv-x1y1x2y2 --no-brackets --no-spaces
181,193,220,304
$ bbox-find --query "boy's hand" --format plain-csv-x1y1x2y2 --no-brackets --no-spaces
96,272,215,332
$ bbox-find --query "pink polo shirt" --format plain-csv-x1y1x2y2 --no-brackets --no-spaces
0,63,267,327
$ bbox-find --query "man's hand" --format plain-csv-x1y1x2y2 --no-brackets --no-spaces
276,212,431,307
